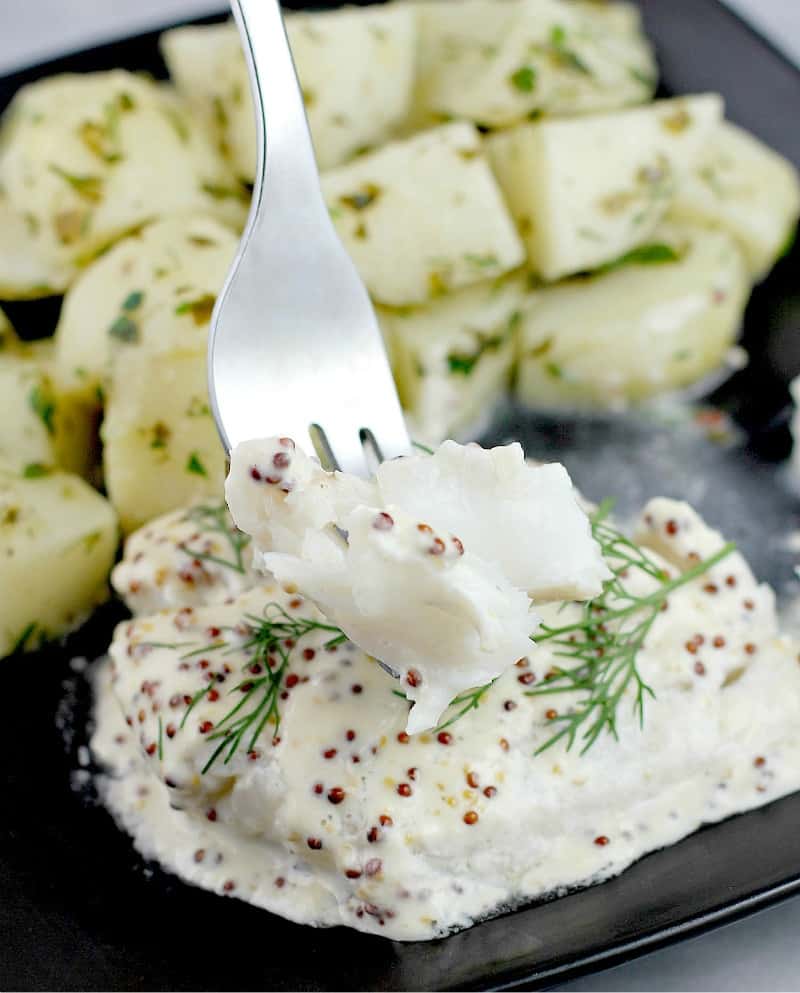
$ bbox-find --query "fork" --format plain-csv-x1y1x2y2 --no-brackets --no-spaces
208,0,412,478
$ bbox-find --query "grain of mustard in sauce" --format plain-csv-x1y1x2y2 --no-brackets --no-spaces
92,486,800,940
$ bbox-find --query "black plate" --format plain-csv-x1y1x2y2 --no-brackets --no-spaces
2,2,800,990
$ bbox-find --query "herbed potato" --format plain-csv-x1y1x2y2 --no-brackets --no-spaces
515,223,749,409
669,120,800,280
412,0,656,129
102,348,226,532
322,122,525,306
162,4,417,178
0,195,75,299
0,344,98,479
0,71,246,297
487,93,723,281
0,469,118,660
53,215,238,401
381,276,526,442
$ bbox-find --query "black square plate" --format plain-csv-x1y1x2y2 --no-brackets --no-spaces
1,2,800,990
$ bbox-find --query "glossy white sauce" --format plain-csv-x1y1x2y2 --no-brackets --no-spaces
92,496,800,940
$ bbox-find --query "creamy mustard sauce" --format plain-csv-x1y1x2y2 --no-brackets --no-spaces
93,495,800,941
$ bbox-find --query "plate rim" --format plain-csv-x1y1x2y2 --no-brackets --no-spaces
2,2,800,990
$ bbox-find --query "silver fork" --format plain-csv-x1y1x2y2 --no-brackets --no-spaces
207,0,411,478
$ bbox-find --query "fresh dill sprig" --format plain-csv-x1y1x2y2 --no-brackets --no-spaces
434,682,496,732
179,503,251,574
174,602,346,773
527,501,735,755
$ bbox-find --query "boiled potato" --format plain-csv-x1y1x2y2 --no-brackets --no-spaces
669,120,800,280
160,24,252,177
515,223,749,409
0,345,98,479
162,4,416,178
488,94,723,280
381,277,526,442
0,195,75,299
322,122,524,305
102,348,226,532
412,0,656,129
0,71,246,295
0,469,118,659
53,215,238,401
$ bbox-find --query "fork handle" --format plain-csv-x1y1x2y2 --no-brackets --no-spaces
231,0,327,227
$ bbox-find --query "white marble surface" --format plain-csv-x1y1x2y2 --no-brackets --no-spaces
1,1,799,990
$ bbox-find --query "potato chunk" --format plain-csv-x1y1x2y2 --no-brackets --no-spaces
669,121,800,280
0,470,117,659
487,94,723,280
0,195,75,299
0,71,246,294
515,224,749,409
53,215,237,401
162,4,416,177
322,123,524,305
413,0,656,128
380,277,525,442
0,346,98,479
102,349,226,532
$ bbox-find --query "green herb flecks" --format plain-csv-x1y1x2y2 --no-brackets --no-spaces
48,164,104,203
122,290,144,311
175,294,216,326
10,621,38,655
509,65,537,93
629,66,657,89
595,242,683,275
547,24,592,75
29,384,56,436
339,183,382,211
201,181,250,203
464,253,500,269
162,106,191,143
22,462,50,478
109,315,139,343
186,452,208,477
109,290,144,343
447,310,521,376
